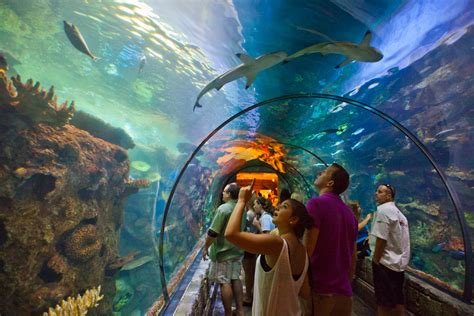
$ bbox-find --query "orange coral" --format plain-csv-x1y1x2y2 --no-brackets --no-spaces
0,73,75,126
63,225,101,262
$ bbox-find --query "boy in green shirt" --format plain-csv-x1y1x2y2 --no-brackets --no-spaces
204,182,245,316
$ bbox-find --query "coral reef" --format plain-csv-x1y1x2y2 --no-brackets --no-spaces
43,285,104,316
411,221,432,248
63,225,102,263
0,73,145,314
0,73,75,127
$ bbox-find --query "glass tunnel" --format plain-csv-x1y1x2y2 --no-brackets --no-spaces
0,0,473,315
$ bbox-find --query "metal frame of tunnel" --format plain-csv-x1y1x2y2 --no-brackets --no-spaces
157,93,472,308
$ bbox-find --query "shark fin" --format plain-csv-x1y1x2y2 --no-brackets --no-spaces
360,30,372,47
335,58,352,69
245,73,256,89
236,53,255,64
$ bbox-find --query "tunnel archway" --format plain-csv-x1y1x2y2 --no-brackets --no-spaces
157,93,472,304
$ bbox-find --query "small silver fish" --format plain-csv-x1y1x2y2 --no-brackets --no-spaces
63,20,98,61
138,55,147,73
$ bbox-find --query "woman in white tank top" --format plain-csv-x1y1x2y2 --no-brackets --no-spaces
225,180,314,315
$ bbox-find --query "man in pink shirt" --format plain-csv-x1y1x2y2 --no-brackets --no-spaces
304,163,358,316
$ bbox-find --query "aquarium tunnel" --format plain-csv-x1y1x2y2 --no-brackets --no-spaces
0,0,473,315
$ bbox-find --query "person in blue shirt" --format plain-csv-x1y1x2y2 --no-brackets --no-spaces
348,201,372,258
252,197,275,233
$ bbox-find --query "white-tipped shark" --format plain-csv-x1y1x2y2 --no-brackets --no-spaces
193,51,288,111
286,30,383,68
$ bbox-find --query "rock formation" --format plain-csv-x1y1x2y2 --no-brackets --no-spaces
0,72,147,314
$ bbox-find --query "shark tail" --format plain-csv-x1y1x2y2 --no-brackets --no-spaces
193,101,202,112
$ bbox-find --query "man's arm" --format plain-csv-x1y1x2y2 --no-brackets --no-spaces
203,231,216,260
350,242,357,280
303,227,319,257
372,237,387,264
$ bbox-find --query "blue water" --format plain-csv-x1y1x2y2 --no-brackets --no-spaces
1,0,473,313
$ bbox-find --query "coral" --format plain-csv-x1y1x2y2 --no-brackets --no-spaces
43,285,104,316
63,225,101,263
122,178,151,197
444,236,464,251
69,110,135,149
0,73,75,127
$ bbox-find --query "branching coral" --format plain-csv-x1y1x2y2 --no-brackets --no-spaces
43,285,104,316
63,225,101,262
0,73,75,126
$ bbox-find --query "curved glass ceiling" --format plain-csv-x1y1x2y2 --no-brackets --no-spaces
1,0,473,313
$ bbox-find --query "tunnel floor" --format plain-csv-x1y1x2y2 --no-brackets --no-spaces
211,284,376,315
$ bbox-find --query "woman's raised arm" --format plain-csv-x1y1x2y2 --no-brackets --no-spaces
225,180,282,257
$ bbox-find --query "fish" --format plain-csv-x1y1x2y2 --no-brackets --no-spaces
449,250,465,260
434,128,456,138
193,51,288,111
63,20,98,61
431,242,446,253
319,126,346,135
138,55,147,73
321,128,341,134
352,128,365,136
285,30,383,68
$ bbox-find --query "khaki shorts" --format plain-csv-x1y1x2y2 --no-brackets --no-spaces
208,258,242,284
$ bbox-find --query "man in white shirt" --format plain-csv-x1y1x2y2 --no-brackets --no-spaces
371,184,410,316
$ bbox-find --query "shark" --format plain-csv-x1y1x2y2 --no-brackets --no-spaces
63,20,98,61
285,30,383,68
193,51,288,111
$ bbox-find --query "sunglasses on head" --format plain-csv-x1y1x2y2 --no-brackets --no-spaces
382,183,395,197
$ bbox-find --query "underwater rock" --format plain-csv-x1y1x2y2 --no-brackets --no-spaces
0,73,144,314
70,110,135,149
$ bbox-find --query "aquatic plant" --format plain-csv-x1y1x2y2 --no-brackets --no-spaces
43,285,103,316
0,73,75,127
